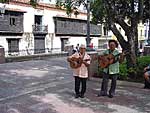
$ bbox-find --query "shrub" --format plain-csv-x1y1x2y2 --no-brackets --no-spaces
119,56,150,82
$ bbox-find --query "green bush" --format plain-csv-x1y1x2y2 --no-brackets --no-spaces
119,62,128,80
119,56,150,82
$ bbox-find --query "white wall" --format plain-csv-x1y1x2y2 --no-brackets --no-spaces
0,37,8,51
69,36,86,47
0,2,100,54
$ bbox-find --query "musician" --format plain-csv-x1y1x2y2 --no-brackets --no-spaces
67,44,91,98
143,64,150,89
97,40,125,98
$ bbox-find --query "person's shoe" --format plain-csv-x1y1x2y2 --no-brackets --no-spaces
75,94,80,98
108,94,113,98
80,94,85,98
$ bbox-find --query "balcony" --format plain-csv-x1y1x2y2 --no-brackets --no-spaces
32,24,48,34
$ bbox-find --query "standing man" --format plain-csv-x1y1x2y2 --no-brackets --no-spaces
97,40,125,98
67,44,91,98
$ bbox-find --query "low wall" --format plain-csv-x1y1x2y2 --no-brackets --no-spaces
87,51,99,79
5,52,68,63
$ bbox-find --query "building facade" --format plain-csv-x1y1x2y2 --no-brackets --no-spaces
0,0,101,57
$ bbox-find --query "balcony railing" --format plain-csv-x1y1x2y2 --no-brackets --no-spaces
32,24,48,34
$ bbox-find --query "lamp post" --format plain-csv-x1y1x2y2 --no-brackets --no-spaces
147,19,150,45
86,0,90,48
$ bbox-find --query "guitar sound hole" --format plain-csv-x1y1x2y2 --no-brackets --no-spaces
77,61,80,64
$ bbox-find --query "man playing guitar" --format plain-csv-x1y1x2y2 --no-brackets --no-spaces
97,40,125,98
67,44,91,98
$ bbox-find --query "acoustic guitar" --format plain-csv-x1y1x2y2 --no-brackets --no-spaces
99,54,115,68
98,50,129,68
69,57,90,69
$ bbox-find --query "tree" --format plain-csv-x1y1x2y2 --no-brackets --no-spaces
55,0,81,17
91,0,144,69
29,0,38,7
26,0,147,69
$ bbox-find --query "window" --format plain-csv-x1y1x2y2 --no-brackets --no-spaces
140,30,142,36
10,17,17,26
103,27,107,35
140,42,142,49
34,15,42,25
119,27,121,32
7,39,19,52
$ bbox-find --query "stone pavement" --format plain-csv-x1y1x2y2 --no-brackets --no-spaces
0,57,150,113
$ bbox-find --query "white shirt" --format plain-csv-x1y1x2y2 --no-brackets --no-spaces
69,52,91,78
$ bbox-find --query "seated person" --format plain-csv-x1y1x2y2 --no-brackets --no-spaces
143,65,150,89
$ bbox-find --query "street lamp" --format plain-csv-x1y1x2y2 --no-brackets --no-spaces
77,0,91,48
86,0,90,48
147,19,150,45
57,0,91,47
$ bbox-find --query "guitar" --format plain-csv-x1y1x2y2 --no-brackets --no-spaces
99,54,115,68
98,50,129,68
69,57,90,69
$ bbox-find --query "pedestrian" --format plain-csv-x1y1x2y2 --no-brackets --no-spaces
143,64,150,89
67,44,91,98
89,43,93,49
68,45,76,56
72,45,77,54
97,40,125,98
75,43,80,53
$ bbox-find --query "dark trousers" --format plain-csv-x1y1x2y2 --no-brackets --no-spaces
144,78,150,89
100,72,118,96
75,76,87,95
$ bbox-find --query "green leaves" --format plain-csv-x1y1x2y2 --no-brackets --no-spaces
64,1,73,17
91,0,105,24
55,0,82,17
143,0,150,21
29,0,38,8
0,0,9,3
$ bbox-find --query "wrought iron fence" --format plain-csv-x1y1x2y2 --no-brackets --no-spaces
32,24,48,33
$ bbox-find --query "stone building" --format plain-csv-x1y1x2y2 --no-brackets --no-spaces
0,0,101,57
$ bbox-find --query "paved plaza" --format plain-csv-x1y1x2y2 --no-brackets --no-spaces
0,57,150,113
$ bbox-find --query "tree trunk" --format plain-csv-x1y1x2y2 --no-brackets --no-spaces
126,28,137,68
110,22,137,69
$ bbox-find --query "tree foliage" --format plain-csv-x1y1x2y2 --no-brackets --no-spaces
29,0,38,7
143,0,150,21
91,0,147,69
0,0,9,3
55,0,82,17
